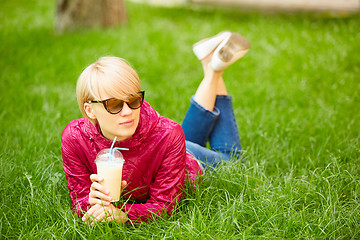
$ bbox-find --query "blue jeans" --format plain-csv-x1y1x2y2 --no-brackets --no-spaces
181,95,242,170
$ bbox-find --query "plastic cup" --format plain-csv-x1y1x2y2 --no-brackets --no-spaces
95,149,125,202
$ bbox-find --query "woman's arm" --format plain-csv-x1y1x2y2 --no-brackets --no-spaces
122,124,187,222
61,124,92,215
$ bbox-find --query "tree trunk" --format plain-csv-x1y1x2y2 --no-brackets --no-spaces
55,0,127,34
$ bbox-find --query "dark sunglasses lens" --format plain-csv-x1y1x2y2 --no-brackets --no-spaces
127,94,144,109
107,99,124,113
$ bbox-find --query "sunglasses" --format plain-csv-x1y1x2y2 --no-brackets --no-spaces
88,91,145,114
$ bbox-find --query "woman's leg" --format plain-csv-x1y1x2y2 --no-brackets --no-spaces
182,32,247,168
209,95,242,159
193,56,225,111
182,55,240,168
197,59,241,162
182,55,222,147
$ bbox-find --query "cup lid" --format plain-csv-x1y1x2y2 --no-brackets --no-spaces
95,148,124,163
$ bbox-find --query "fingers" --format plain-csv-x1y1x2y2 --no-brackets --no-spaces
90,174,103,183
90,181,110,195
89,187,111,206
89,188,112,204
82,204,128,225
93,209,112,223
89,181,112,206
82,204,102,224
88,194,111,206
82,204,115,225
121,180,127,189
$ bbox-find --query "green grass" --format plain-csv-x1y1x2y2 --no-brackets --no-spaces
1,0,359,239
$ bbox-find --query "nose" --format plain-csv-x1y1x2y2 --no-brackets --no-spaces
119,102,132,116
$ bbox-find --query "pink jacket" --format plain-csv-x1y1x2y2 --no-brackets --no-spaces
61,101,202,222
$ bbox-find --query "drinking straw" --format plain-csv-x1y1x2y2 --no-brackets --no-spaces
109,137,129,162
113,147,129,151
109,136,117,162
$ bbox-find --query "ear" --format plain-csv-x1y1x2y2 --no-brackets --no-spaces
84,102,96,120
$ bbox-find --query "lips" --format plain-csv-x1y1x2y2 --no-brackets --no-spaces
119,119,134,127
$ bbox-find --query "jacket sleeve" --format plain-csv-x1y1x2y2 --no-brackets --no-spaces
61,124,92,216
122,124,186,222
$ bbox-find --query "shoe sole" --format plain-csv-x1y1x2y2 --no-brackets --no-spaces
192,31,228,48
192,31,231,60
218,33,250,62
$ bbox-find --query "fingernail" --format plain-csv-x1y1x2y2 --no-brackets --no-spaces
108,196,112,201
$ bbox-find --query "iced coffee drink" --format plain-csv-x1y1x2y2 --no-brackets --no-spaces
95,149,125,202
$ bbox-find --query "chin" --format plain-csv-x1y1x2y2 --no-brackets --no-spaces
117,128,136,141
115,119,139,140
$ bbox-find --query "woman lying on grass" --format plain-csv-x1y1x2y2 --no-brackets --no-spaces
61,31,250,224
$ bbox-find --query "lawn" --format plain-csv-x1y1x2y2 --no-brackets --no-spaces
0,0,359,239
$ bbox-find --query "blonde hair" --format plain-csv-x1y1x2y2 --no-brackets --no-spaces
76,56,141,119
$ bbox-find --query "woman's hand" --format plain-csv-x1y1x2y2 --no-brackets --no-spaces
88,174,127,206
82,203,128,225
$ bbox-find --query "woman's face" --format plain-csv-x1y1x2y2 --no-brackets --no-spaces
85,93,141,141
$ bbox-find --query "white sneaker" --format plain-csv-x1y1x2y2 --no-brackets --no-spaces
192,31,232,60
211,33,250,71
